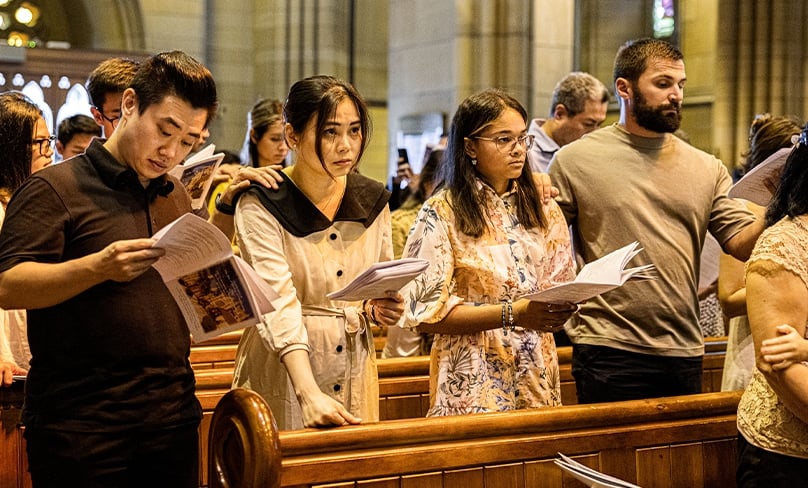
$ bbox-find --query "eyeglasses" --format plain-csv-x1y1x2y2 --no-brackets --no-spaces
94,107,121,128
31,135,56,155
471,134,534,153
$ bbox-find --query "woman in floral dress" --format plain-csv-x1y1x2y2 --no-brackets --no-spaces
397,89,578,416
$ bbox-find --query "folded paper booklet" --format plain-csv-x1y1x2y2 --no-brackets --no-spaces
554,453,641,488
523,241,655,304
151,213,279,343
728,146,791,206
326,258,429,302
170,144,224,210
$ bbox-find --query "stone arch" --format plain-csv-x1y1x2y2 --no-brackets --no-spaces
36,0,145,50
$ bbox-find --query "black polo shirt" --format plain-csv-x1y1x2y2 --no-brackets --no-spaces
0,139,201,432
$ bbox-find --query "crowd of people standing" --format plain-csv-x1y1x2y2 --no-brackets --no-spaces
0,35,805,487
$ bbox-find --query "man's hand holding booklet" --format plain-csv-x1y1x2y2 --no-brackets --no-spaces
327,258,429,301
523,241,655,304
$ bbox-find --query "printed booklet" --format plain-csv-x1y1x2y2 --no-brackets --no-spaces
728,146,791,206
151,213,279,343
554,453,641,487
327,258,429,302
169,144,224,210
523,241,655,304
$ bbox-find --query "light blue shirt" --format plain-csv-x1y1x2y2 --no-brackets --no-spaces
527,118,560,173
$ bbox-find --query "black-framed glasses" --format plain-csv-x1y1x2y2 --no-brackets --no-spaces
94,106,121,128
471,134,534,153
31,135,56,155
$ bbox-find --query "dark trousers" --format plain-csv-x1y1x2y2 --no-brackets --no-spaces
737,434,808,488
572,343,703,404
25,423,199,488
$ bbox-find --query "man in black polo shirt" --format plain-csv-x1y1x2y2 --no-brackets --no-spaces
0,51,217,488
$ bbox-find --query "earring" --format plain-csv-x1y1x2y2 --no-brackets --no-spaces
471,158,477,166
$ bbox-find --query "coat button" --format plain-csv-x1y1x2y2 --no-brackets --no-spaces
333,384,341,392
330,233,337,240
337,270,343,277
336,345,343,352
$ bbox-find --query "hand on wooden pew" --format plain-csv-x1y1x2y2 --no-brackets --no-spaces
300,389,362,428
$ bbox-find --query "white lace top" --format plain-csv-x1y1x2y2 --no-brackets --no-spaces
736,215,808,459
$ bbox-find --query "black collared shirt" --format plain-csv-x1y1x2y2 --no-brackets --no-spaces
0,139,200,432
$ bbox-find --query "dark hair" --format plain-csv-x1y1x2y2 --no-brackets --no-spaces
442,89,545,238
613,38,683,86
85,57,140,108
0,91,42,199
56,114,102,146
220,149,242,165
130,51,218,126
765,124,808,227
741,113,802,175
283,75,371,176
550,71,610,117
247,98,284,167
405,148,444,206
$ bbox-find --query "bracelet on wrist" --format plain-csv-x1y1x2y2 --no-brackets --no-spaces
363,300,377,324
501,300,515,335
215,193,236,215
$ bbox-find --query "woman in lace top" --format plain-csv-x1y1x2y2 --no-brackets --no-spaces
736,124,808,485
395,89,578,416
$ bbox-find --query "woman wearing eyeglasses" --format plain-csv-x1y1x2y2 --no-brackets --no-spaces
394,89,578,416
0,91,54,385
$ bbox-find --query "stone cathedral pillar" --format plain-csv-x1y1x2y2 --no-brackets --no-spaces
387,0,574,175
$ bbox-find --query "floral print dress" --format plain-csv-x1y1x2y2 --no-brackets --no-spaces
399,180,575,416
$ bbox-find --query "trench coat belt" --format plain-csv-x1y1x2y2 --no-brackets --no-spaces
300,304,373,411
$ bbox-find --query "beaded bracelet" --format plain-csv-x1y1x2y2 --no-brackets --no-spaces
501,300,515,335
362,300,377,324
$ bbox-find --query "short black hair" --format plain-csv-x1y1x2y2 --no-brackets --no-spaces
129,51,218,126
57,114,101,146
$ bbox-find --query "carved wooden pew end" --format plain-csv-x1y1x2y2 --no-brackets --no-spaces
207,388,282,488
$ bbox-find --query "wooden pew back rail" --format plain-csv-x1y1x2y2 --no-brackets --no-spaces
211,388,742,488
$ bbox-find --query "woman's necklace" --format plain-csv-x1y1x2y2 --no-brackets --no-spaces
316,179,346,219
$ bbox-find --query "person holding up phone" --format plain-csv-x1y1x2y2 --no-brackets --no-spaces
388,148,413,211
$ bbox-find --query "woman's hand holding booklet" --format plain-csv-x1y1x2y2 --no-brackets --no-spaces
522,241,655,305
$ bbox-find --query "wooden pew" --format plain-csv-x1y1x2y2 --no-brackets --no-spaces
194,338,730,440
1,336,733,488
209,388,742,488
208,388,281,488
0,380,29,488
190,330,243,370
190,330,387,371
377,336,729,419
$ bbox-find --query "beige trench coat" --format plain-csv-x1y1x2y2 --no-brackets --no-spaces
232,184,391,430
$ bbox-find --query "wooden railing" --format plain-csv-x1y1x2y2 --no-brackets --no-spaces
196,337,728,486
209,388,742,488
2,336,731,488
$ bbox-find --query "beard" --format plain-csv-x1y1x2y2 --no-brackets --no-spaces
632,88,682,133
